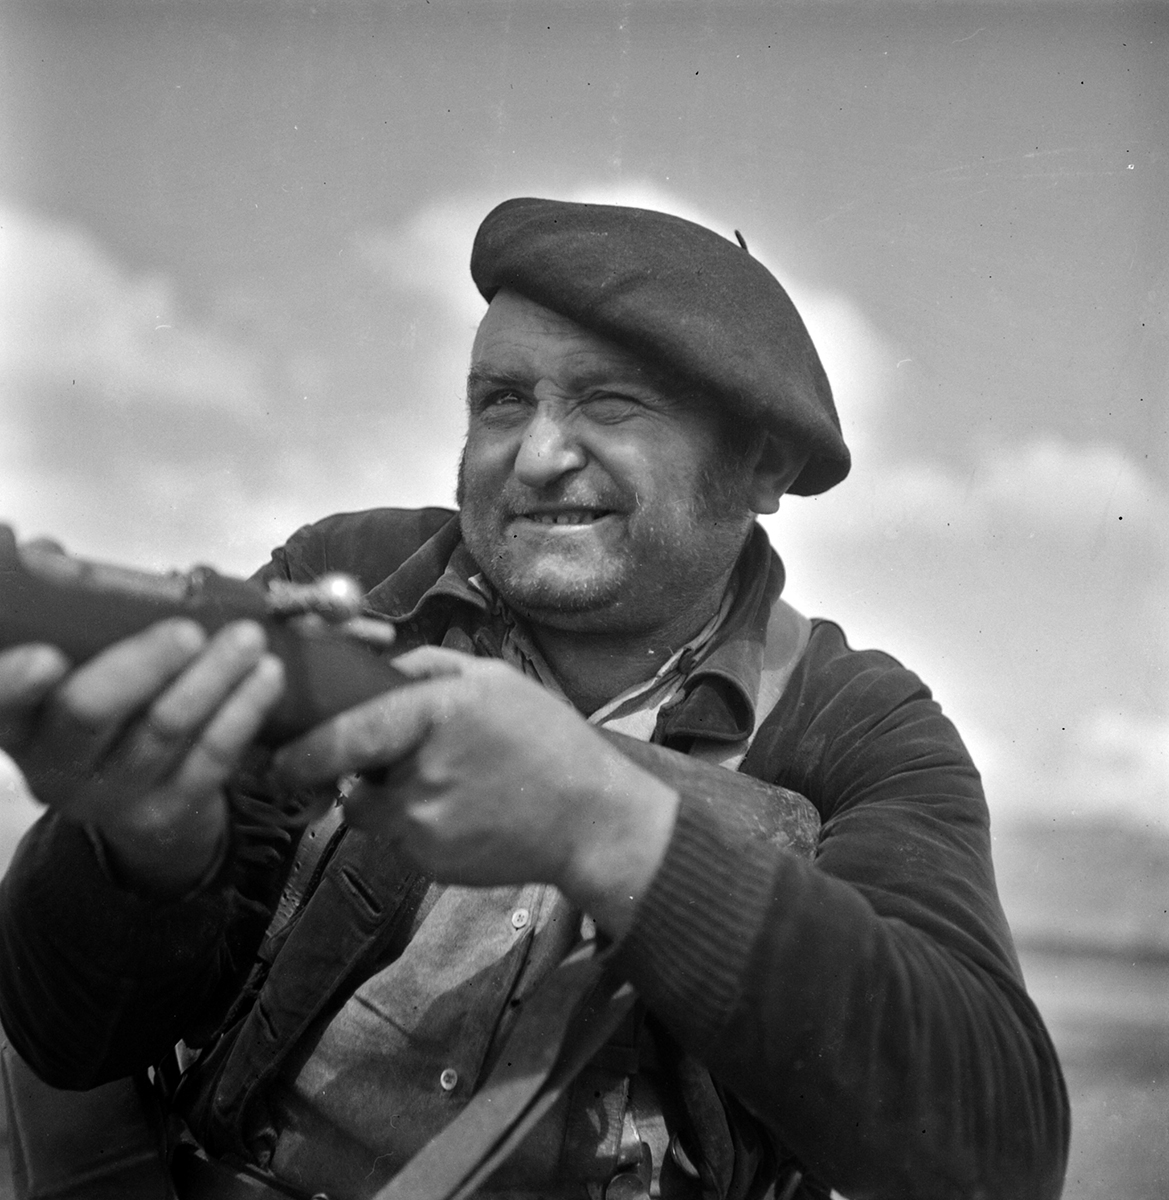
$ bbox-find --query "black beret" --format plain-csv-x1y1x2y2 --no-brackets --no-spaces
470,197,849,496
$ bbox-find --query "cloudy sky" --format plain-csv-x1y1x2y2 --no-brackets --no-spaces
0,0,1165,846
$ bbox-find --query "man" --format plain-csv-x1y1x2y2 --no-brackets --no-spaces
0,199,1068,1200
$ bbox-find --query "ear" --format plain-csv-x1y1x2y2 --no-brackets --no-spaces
745,436,809,514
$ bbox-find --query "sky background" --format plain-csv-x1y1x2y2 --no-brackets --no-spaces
0,0,1165,843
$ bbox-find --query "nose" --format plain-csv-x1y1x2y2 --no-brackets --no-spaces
513,401,586,488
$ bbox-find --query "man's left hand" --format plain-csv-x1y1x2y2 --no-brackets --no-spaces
271,646,679,937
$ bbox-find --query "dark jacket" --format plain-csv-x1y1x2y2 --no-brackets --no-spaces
0,508,1069,1200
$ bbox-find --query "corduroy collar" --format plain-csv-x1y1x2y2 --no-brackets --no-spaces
361,514,784,743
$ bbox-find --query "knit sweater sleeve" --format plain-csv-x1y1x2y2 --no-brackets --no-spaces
609,621,1069,1200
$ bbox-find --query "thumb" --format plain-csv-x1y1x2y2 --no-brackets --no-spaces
270,672,454,786
388,644,477,680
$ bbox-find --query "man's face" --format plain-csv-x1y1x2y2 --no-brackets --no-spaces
458,290,754,636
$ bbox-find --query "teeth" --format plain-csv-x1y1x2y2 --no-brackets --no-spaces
530,511,599,525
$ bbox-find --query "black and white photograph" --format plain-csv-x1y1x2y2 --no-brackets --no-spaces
0,3,1165,1198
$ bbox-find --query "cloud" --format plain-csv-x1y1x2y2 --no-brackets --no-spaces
356,198,489,329
778,436,1169,552
0,207,268,414
0,205,460,576
0,206,301,570
1057,709,1169,828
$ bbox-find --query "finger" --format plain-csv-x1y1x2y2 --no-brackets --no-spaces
388,644,476,681
30,619,207,780
114,621,269,776
0,645,71,748
271,675,452,786
53,619,209,735
170,653,286,799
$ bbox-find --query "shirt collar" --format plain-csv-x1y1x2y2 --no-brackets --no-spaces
361,515,783,743
362,516,486,624
657,524,784,744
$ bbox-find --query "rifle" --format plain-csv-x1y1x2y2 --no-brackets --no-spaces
0,524,409,747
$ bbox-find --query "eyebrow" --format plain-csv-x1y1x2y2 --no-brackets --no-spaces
465,365,520,391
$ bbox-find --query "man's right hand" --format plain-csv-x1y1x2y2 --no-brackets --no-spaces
0,620,285,896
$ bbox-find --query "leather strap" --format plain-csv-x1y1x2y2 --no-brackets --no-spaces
370,940,636,1200
265,801,346,949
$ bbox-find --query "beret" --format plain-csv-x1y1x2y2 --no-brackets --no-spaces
470,197,849,496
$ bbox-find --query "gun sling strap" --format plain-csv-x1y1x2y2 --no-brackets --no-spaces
167,942,636,1200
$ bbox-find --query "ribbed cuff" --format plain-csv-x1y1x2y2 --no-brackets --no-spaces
85,819,233,902
608,786,782,1050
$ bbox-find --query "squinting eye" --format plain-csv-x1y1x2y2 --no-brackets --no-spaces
475,390,527,415
583,396,641,422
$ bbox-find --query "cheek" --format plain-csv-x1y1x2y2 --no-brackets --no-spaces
460,434,512,492
613,444,707,517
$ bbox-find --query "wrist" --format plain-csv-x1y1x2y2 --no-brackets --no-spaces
96,791,230,898
557,752,680,940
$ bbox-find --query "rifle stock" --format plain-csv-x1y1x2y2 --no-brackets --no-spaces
0,525,410,746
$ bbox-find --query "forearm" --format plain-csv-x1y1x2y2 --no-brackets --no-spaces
559,733,819,939
610,791,1069,1200
0,799,290,1088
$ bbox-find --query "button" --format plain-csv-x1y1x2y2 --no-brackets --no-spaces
510,907,530,930
604,1169,650,1200
439,1067,459,1091
252,1127,277,1169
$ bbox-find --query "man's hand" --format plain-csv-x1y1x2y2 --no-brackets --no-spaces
0,620,285,895
272,646,680,938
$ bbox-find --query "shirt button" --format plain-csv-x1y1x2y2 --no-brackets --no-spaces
510,907,530,930
439,1067,459,1091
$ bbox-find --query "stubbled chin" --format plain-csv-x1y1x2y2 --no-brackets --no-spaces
488,541,625,615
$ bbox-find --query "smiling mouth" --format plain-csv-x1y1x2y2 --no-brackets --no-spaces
518,510,612,526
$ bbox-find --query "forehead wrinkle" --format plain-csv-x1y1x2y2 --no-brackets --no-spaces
472,290,685,403
466,364,513,390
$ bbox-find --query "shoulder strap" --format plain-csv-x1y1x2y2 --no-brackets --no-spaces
754,600,812,733
264,801,346,951
370,940,635,1200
